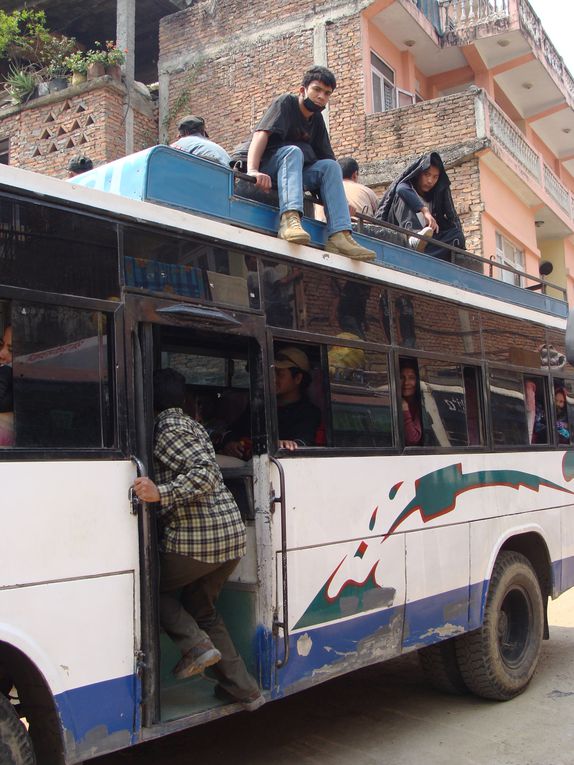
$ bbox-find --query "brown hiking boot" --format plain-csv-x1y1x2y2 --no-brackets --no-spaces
278,211,311,244
325,231,376,261
172,640,221,681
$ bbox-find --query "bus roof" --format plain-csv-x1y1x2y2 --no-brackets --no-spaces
0,151,567,324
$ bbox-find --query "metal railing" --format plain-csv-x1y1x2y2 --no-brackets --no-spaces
543,164,571,217
441,0,509,30
487,99,541,181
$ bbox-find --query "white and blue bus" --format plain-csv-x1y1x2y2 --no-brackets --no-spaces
1,148,574,764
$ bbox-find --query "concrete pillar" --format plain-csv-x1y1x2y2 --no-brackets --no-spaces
313,22,329,132
116,0,136,154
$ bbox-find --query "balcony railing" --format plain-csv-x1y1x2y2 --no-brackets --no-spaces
441,0,509,30
544,164,571,217
409,0,443,33
487,99,540,181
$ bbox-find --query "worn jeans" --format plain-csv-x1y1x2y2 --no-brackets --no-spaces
160,552,259,698
260,145,352,236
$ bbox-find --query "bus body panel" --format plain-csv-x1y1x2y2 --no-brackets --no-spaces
0,460,141,759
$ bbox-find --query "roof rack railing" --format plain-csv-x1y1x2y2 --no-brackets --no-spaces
234,170,567,303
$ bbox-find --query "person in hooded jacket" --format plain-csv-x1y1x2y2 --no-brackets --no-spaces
375,152,466,261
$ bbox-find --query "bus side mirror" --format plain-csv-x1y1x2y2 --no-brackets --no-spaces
566,309,574,365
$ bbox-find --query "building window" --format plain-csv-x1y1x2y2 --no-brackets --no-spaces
371,52,414,113
495,232,525,287
0,138,8,165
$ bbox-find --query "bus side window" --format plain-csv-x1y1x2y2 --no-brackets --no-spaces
10,302,114,449
463,366,484,446
416,360,472,448
0,301,14,448
553,379,572,446
525,376,548,445
273,342,323,449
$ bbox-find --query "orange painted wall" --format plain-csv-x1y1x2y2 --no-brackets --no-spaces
480,158,540,275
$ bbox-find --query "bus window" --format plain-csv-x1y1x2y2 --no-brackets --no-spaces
10,302,113,449
525,376,548,445
391,290,481,357
399,357,423,447
0,301,13,448
553,379,573,445
417,360,473,447
481,313,546,367
463,365,484,446
272,343,323,449
489,370,549,447
329,347,393,448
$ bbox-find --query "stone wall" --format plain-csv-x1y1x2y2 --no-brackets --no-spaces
0,78,157,178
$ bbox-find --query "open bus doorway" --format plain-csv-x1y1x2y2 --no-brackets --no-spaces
131,303,268,724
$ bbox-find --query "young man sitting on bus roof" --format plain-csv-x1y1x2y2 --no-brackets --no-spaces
222,346,322,457
375,152,466,260
133,368,264,712
234,66,376,262
171,114,232,168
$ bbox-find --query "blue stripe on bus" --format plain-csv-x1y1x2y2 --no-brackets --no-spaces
54,673,140,751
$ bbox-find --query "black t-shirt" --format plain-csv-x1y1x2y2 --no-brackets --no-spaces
276,397,321,446
232,94,335,168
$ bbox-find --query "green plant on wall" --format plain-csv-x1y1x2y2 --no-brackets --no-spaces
162,57,206,138
4,63,37,104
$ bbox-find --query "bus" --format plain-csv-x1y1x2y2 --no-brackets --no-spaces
1,147,574,764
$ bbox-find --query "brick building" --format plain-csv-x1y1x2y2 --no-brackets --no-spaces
158,0,574,303
3,0,574,303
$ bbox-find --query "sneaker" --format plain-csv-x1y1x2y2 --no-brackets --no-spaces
408,226,433,252
214,683,266,712
172,640,222,681
325,231,376,261
278,211,311,244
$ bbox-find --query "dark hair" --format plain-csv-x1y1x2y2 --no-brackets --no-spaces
286,366,312,392
68,155,93,174
302,66,337,90
154,368,186,411
429,157,442,169
338,157,359,179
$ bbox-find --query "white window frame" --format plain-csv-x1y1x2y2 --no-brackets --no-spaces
495,231,525,287
370,52,415,114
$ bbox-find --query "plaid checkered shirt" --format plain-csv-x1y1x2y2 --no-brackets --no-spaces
153,408,246,562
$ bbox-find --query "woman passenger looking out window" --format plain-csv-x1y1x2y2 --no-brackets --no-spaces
554,386,570,445
400,358,422,446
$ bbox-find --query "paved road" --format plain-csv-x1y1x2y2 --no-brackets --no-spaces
94,590,574,765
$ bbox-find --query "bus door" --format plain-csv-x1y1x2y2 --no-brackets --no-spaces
125,294,270,726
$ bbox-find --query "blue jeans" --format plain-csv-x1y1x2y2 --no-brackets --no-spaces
260,145,351,236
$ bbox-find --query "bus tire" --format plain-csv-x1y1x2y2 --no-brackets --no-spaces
418,639,469,695
0,693,36,765
455,551,544,701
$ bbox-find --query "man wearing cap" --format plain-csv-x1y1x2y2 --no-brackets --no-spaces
171,115,231,167
222,345,321,456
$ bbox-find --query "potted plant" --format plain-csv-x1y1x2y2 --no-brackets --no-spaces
41,35,76,92
103,40,125,81
3,63,37,105
85,42,108,79
64,50,88,86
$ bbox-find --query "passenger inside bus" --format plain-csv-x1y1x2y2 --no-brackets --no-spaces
554,386,570,444
525,378,547,445
0,323,13,447
400,357,423,446
222,345,322,455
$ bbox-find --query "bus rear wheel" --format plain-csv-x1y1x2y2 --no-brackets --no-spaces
0,693,36,765
455,551,544,701
418,638,469,695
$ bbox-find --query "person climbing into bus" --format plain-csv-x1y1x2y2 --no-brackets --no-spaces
171,115,232,167
222,345,322,456
133,368,264,712
376,152,465,258
233,66,376,262
0,324,14,447
400,357,423,446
